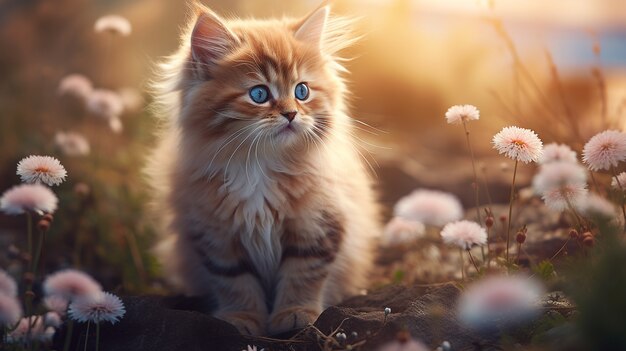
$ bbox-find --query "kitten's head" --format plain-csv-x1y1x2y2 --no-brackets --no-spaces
171,3,355,164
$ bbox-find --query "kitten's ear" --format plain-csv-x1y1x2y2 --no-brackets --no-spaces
190,9,238,65
294,6,329,48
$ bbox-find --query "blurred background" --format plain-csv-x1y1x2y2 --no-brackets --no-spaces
0,0,625,293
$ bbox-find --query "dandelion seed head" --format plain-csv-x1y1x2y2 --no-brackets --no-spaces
440,220,487,250
0,294,22,327
541,183,588,211
445,104,480,125
17,155,67,186
492,126,543,163
43,269,102,301
540,143,578,164
0,269,17,297
0,184,58,215
582,130,626,171
87,89,124,121
381,217,425,247
94,15,132,36
458,275,544,330
68,292,126,324
55,132,90,157
612,171,626,190
533,161,587,194
58,74,93,101
394,189,463,227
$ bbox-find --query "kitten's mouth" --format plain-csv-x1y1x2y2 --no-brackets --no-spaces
277,124,296,135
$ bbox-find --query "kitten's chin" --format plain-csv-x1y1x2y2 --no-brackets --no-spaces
272,123,307,146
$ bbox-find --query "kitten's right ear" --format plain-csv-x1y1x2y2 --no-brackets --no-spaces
190,9,238,65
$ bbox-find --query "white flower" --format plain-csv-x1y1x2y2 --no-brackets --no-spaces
533,162,588,211
0,294,22,327
440,220,487,249
94,15,132,36
109,117,124,134
0,184,58,215
17,155,67,186
582,130,626,171
612,171,626,190
55,132,90,156
444,104,480,125
87,89,124,121
7,316,55,343
68,292,125,324
118,87,143,112
381,217,425,247
458,275,544,330
492,126,543,163
577,193,617,219
43,269,102,300
394,189,463,227
541,184,588,211
58,74,93,101
44,312,62,328
44,295,69,317
539,143,578,164
0,269,17,297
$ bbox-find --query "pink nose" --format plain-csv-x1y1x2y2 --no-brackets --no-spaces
281,111,297,122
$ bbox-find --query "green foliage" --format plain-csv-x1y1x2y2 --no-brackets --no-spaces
532,260,556,282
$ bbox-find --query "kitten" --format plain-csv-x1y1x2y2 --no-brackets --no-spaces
147,2,381,335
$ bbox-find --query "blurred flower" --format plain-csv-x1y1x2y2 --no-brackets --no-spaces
68,292,125,324
577,193,617,219
43,269,102,300
582,130,626,171
17,155,67,186
612,171,626,190
394,189,463,227
118,87,144,112
458,275,544,330
7,316,55,343
0,269,17,297
44,295,69,316
0,184,58,215
94,15,132,36
74,182,91,197
440,220,487,249
55,132,90,156
87,89,124,121
492,126,543,163
44,312,62,328
533,162,588,211
58,74,93,101
444,104,479,125
381,216,425,247
109,116,124,134
0,294,22,327
243,346,265,351
376,339,430,351
539,143,578,164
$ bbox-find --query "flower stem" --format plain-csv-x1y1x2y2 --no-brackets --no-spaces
611,167,626,232
459,248,465,281
84,321,91,351
466,249,481,273
463,121,482,225
62,320,74,351
506,160,519,263
96,323,100,351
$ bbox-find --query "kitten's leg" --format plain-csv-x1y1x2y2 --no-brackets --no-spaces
268,212,344,334
190,236,268,335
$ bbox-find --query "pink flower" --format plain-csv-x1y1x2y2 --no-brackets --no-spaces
0,294,22,327
444,104,480,125
7,316,55,343
17,155,67,186
582,130,626,171
44,295,69,316
43,269,102,300
440,220,487,249
0,269,17,297
94,15,132,36
68,292,126,324
43,312,62,328
492,126,543,163
541,184,588,211
0,184,58,215
118,87,144,112
55,132,90,156
381,217,425,247
577,193,617,219
539,143,578,164
376,339,430,351
394,189,463,227
58,74,93,101
87,89,124,121
458,275,544,330
612,171,626,191
533,162,588,211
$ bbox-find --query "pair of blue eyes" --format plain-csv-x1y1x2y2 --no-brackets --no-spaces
248,83,310,104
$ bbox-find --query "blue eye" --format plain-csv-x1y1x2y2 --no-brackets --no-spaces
295,82,309,101
249,85,270,104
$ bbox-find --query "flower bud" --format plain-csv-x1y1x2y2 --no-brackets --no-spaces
569,229,578,239
516,231,526,244
485,216,494,228
37,219,51,232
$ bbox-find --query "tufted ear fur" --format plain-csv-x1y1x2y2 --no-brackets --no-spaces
190,7,238,65
294,6,329,48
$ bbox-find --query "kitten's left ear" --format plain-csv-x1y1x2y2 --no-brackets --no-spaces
294,6,329,48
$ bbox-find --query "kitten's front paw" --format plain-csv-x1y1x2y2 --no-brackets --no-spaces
214,310,266,336
268,306,320,335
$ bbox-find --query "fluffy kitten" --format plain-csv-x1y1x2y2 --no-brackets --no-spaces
148,2,380,335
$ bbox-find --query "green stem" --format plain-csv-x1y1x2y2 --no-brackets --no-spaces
84,321,91,351
62,319,73,351
466,249,481,273
463,121,482,225
506,160,519,263
32,230,45,278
